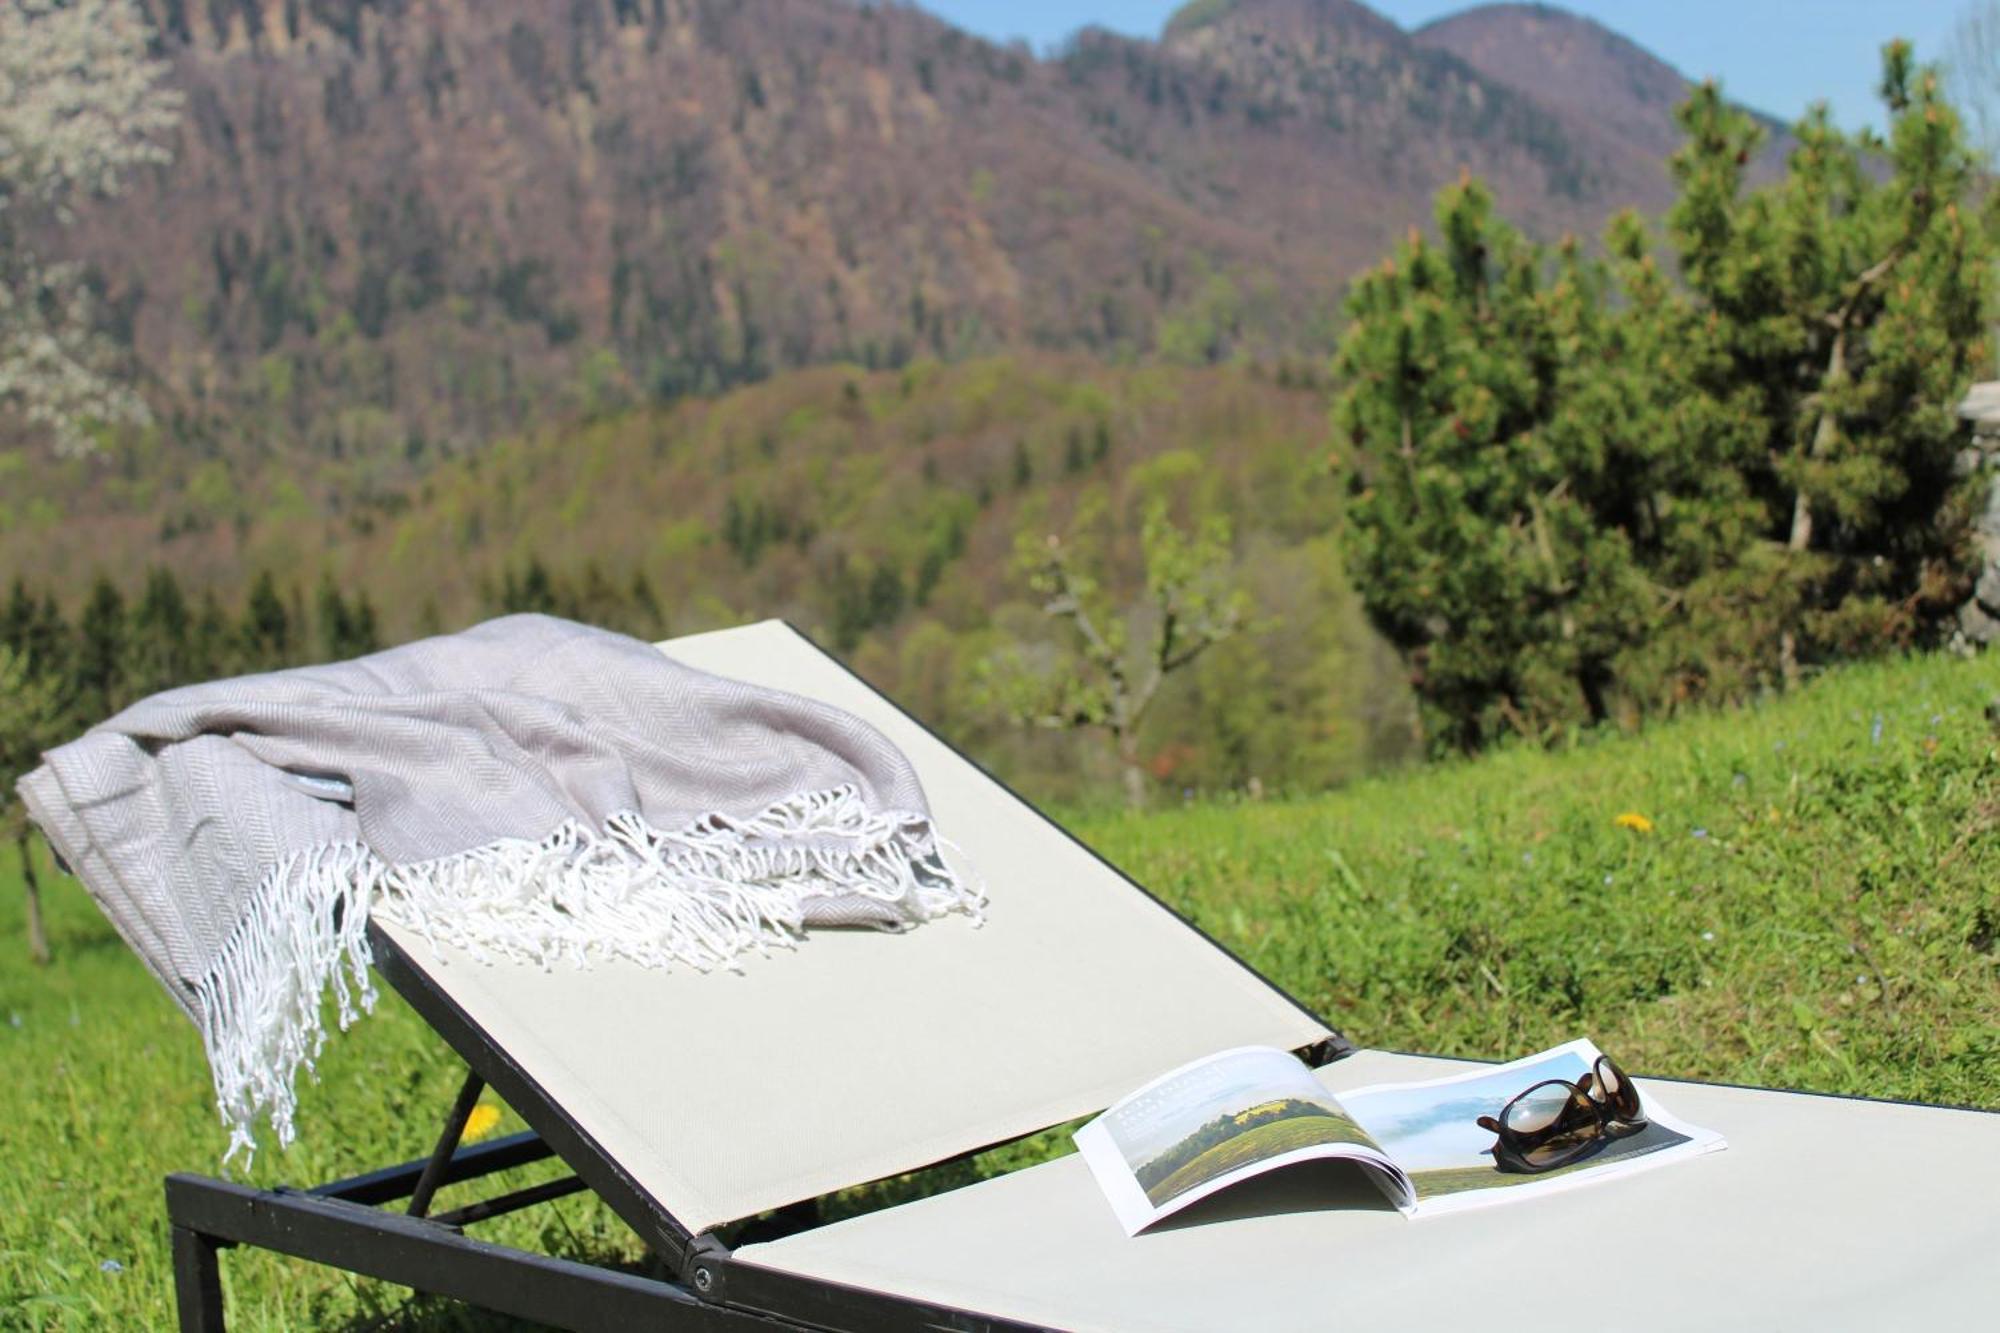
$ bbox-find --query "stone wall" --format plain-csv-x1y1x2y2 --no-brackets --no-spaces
1953,382,2000,650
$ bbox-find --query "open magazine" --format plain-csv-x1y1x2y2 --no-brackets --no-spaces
1074,1038,1725,1234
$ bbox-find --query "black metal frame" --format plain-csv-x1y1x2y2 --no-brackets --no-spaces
164,623,1356,1330
167,924,1056,1332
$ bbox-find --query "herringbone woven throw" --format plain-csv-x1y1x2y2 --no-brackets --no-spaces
17,615,980,1161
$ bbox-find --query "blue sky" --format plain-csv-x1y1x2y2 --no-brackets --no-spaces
1340,1047,1597,1171
916,1,1968,133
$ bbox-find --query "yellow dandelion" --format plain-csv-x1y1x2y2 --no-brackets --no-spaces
461,1103,503,1143
1612,812,1654,833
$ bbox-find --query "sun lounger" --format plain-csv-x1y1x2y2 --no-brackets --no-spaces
166,621,2000,1331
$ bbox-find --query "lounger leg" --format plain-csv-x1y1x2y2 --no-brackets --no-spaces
172,1225,226,1333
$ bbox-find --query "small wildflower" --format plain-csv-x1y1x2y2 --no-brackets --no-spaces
1613,811,1654,833
461,1103,503,1142
1701,930,1715,942
1603,874,1614,886
99,1260,122,1274
1521,851,1534,864
1870,715,1883,745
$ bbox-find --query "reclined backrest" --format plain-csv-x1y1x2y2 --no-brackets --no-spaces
373,621,1336,1235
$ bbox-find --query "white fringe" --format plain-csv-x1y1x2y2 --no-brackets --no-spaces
191,785,984,1166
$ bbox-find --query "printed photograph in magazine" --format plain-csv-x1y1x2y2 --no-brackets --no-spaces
1338,1038,1726,1215
1074,1038,1724,1234
1074,1046,1412,1235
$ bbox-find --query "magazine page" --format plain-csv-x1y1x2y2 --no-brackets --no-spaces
1336,1038,1727,1217
1074,1045,1413,1235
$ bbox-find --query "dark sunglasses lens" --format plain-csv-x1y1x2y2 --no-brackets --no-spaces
1596,1056,1644,1121
1519,1123,1599,1168
1501,1079,1604,1169
1501,1082,1573,1136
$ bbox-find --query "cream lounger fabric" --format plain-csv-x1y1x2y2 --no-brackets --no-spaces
736,1049,2000,1331
373,620,1330,1233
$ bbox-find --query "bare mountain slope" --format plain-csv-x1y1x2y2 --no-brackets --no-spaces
1415,3,1791,207
57,0,1727,465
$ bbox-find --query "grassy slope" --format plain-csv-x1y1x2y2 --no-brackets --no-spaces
2,647,1997,1325
1081,650,2000,1107
0,354,1413,800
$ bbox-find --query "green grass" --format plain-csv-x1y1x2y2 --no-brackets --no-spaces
3,648,1998,1326
1076,650,2000,1108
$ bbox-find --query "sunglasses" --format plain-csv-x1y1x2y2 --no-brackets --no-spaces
1476,1054,1648,1173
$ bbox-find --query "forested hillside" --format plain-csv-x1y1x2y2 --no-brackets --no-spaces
2,0,1960,805
39,0,1767,466
1,354,1418,798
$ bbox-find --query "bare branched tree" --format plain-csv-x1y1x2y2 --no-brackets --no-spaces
1945,1,2000,163
995,500,1248,808
0,645,66,963
0,0,181,457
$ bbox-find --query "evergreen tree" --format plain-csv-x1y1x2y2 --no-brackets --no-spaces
1334,181,1647,748
191,588,230,679
0,581,32,655
314,575,381,660
1668,44,1999,680
76,575,127,721
574,561,623,630
130,566,193,697
628,571,664,638
500,556,563,616
1336,45,1998,747
0,644,68,964
242,570,292,668
349,591,381,656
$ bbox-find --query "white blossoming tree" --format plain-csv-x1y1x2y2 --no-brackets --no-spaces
0,0,180,457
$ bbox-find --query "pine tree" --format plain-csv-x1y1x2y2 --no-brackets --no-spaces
1334,180,1647,748
1336,45,1998,747
575,561,622,629
76,575,127,721
191,588,230,679
130,566,193,696
1668,44,1999,681
314,575,379,660
628,571,664,639
349,592,380,656
242,571,292,668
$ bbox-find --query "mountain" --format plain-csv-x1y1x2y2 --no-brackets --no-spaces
50,0,1735,469
1414,3,1792,205
1416,4,1693,168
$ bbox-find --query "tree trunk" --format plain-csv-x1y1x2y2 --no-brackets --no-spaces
1117,732,1147,810
1781,356,1842,691
1577,661,1611,727
1778,245,1893,692
18,831,47,966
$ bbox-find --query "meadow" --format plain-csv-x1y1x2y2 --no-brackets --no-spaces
2,646,1996,1328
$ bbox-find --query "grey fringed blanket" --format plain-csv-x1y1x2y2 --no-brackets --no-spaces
17,615,981,1161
